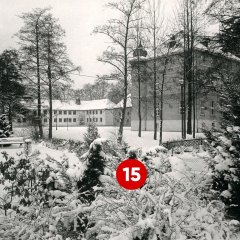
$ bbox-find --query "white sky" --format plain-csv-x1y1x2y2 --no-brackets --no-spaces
0,0,193,89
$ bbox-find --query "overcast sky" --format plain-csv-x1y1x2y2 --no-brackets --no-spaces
0,0,192,89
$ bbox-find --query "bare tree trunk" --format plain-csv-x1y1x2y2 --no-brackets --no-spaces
118,13,131,143
183,1,187,139
47,33,53,140
137,55,142,137
36,22,43,138
191,2,196,138
159,46,170,144
186,0,192,135
153,14,157,140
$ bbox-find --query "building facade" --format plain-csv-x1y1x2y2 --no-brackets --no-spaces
130,46,240,132
15,98,132,128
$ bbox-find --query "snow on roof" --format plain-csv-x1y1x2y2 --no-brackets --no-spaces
80,99,116,110
115,94,132,108
24,99,117,111
130,41,240,63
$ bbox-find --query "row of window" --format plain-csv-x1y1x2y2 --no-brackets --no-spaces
35,110,77,116
53,110,76,115
86,110,103,115
86,118,102,123
44,118,77,123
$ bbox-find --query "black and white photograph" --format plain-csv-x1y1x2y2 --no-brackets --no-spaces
0,0,240,239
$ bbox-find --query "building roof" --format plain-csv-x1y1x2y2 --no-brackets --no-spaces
24,99,117,111
130,42,240,63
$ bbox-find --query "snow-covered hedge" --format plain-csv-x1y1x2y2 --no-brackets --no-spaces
0,140,239,240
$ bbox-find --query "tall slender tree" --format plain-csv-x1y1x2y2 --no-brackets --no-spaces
17,8,79,139
144,0,163,140
40,13,80,139
94,0,145,143
17,8,50,138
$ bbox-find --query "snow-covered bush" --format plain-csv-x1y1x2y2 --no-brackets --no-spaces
77,138,106,203
85,145,240,240
204,126,240,219
0,144,88,239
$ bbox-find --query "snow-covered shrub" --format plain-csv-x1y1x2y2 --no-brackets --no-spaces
0,145,89,239
77,138,107,203
84,123,100,148
0,114,12,138
204,126,240,219
84,144,240,240
51,138,85,157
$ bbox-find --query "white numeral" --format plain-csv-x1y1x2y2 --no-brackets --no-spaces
123,167,141,182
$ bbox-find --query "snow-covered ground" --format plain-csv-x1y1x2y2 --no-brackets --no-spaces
49,127,203,149
14,126,204,149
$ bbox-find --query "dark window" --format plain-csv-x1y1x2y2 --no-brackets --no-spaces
23,118,26,123
86,110,88,114
17,118,21,123
93,110,95,114
73,110,76,115
59,111,62,114
44,110,47,115
64,118,67,122
100,118,102,122
96,110,98,114
89,110,91,114
69,118,72,122
87,118,88,122
64,111,67,115
54,118,57,122
59,118,62,122
93,118,95,122
68,111,72,115
90,118,92,122
44,118,47,122
33,110,37,116
96,118,98,122
73,118,76,122
54,110,57,114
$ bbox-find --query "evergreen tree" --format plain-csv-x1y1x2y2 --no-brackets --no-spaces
77,139,105,203
204,70,240,219
0,114,12,138
0,49,25,130
83,123,100,148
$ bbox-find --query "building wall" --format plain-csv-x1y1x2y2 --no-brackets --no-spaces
131,49,238,132
41,109,81,127
85,109,106,126
113,108,131,126
15,102,127,128
105,109,114,126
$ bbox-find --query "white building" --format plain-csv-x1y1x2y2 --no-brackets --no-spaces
17,99,118,127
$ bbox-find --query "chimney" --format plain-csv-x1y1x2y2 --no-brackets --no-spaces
76,98,81,105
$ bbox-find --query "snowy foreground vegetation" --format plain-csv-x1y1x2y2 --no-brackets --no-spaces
0,137,240,240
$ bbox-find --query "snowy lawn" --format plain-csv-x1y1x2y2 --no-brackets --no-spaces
13,126,204,149
50,126,204,149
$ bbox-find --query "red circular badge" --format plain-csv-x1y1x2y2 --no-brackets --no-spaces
116,159,147,190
